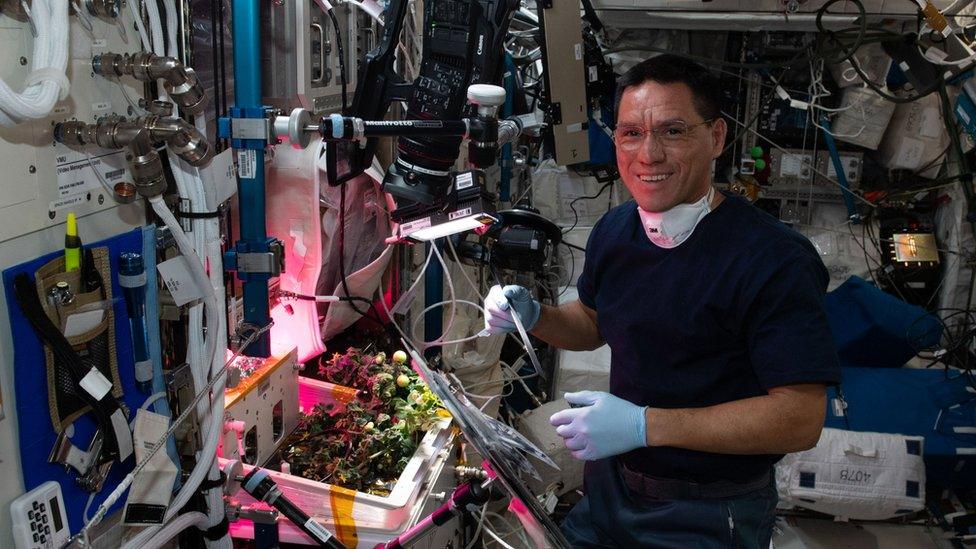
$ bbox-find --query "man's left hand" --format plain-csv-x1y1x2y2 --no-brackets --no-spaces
549,391,647,461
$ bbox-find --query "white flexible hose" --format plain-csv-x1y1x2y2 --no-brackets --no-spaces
144,0,165,56
116,196,225,548
80,194,224,546
127,0,152,51
187,141,232,548
161,0,179,59
154,154,231,548
140,512,209,549
429,244,458,345
0,0,69,125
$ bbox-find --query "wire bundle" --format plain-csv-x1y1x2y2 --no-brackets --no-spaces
0,0,70,126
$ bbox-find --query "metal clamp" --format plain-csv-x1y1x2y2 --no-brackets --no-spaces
48,429,115,492
48,430,96,475
230,117,274,141
236,240,284,276
237,253,279,276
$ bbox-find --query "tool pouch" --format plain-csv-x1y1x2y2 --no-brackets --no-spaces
33,247,122,432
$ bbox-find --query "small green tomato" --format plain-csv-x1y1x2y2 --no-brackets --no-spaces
396,374,410,388
392,350,408,364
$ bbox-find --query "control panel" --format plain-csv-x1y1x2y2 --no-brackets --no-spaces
262,0,360,114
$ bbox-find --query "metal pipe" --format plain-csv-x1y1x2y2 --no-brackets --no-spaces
231,0,272,357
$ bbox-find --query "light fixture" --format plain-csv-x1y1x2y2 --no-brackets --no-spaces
393,169,499,242
399,208,498,242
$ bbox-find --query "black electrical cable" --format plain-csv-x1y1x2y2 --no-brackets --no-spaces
327,8,348,113
814,0,929,104
561,241,585,253
557,243,575,299
563,180,615,235
847,220,883,288
336,182,387,328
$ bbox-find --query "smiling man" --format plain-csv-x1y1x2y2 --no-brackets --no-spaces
483,54,840,547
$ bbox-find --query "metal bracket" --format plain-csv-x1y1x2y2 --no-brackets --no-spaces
230,118,274,141
48,429,114,492
234,240,285,276
165,362,194,393
48,431,96,475
238,253,280,276
78,458,114,493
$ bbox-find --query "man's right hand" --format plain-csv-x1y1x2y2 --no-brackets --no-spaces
483,285,541,335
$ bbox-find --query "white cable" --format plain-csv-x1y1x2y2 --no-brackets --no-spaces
161,0,179,59
484,511,530,548
140,391,168,411
390,245,434,313
144,0,165,56
464,504,489,549
76,196,225,548
169,149,231,549
446,237,484,299
410,299,487,348
83,491,98,523
140,512,209,549
79,319,266,547
483,526,518,549
0,0,70,125
176,120,230,548
127,0,152,51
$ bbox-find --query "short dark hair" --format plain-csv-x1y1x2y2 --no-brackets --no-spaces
614,54,723,123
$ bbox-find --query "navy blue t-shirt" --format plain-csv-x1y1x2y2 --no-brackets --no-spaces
577,192,840,484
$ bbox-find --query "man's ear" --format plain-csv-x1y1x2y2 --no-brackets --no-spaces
711,118,728,159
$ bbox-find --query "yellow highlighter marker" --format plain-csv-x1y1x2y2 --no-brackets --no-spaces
64,212,82,272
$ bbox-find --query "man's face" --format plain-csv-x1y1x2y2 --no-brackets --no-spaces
615,81,728,213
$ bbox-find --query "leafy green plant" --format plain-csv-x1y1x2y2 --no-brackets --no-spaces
280,348,445,495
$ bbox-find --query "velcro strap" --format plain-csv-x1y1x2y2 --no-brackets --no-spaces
24,68,70,100
197,515,230,541
175,210,222,219
199,471,226,491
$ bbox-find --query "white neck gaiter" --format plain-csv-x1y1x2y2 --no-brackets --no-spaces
637,186,715,249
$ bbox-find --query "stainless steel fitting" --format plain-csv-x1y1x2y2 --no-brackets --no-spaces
92,52,208,115
54,115,212,198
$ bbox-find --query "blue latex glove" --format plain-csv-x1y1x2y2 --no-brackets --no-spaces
483,285,541,335
549,391,647,461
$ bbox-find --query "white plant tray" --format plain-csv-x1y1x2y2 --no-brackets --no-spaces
223,376,455,547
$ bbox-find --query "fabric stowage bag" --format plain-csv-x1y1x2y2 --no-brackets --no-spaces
776,427,925,520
